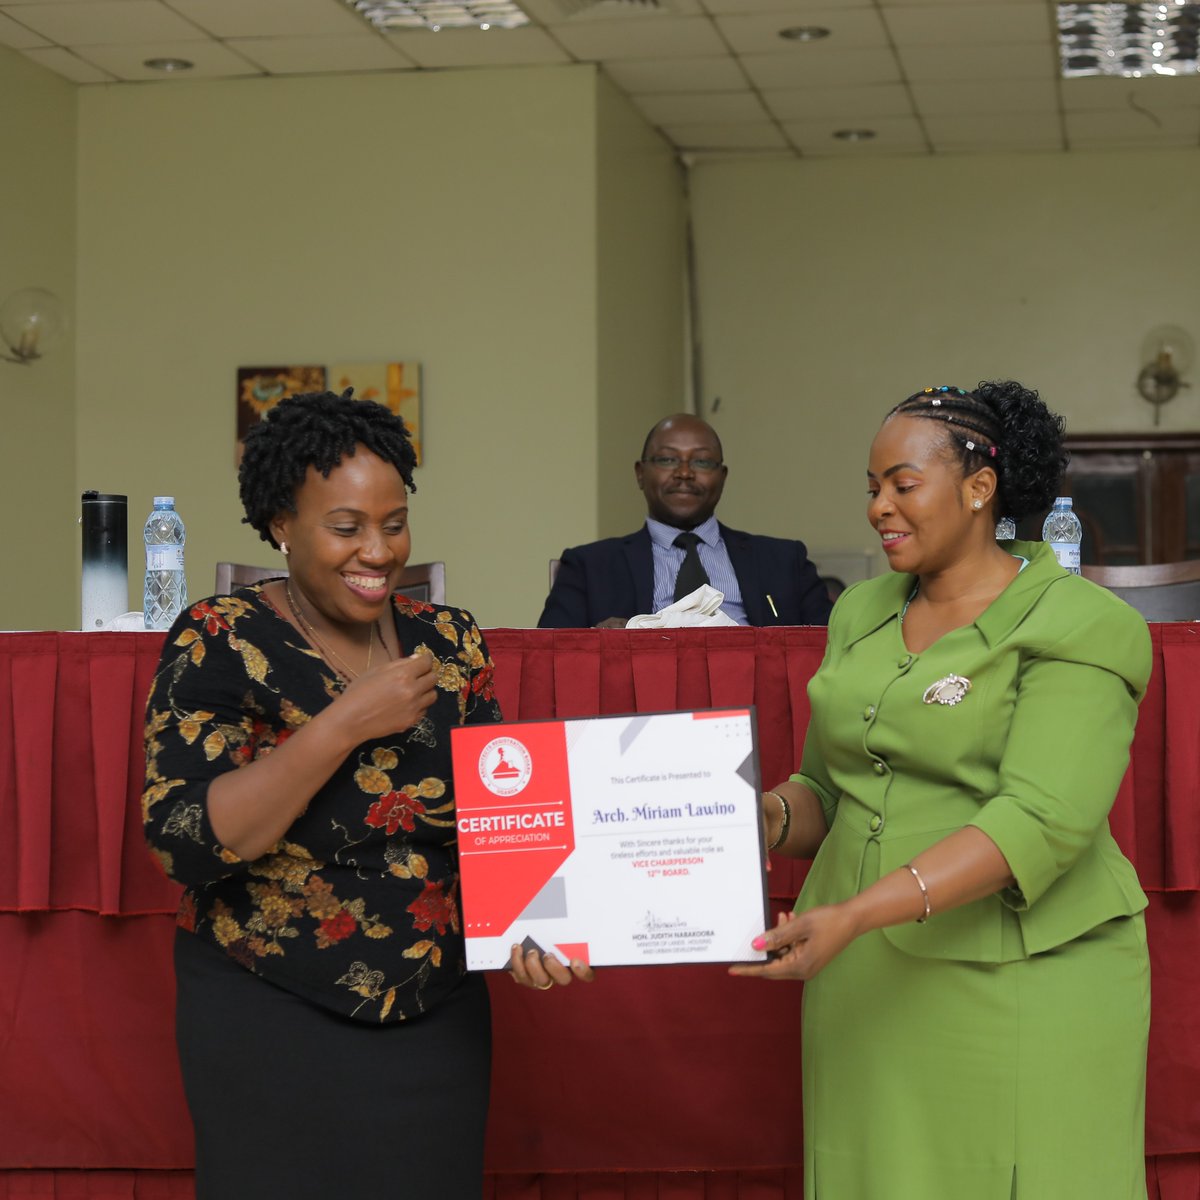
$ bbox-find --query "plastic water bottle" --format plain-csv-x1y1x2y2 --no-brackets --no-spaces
995,515,1017,540
1041,497,1082,575
143,497,187,629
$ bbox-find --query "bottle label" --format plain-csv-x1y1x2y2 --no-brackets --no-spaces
1050,543,1081,574
147,545,184,571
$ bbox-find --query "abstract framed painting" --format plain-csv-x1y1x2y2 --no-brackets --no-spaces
328,361,423,465
235,365,327,463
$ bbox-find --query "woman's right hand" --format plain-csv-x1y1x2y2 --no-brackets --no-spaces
207,650,438,860
334,650,439,743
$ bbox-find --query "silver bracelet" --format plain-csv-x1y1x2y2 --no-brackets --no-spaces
765,789,791,851
903,863,931,924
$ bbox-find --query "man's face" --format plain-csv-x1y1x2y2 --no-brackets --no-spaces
635,418,727,530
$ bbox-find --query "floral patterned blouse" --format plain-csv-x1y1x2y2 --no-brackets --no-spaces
143,586,502,1023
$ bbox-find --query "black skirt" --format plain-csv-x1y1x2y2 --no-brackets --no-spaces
174,931,492,1200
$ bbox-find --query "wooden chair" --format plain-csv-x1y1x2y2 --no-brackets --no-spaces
1081,560,1200,621
394,560,446,606
214,561,286,593
214,561,446,606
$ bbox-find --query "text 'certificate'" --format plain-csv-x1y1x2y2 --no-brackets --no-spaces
450,708,769,970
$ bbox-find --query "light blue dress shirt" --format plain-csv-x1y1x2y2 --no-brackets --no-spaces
645,516,747,624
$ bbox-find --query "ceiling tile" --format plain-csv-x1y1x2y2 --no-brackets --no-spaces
549,15,724,60
800,139,927,157
715,7,888,54
879,0,1041,6
883,4,1050,47
385,26,570,66
924,112,1063,145
75,38,262,78
0,9,50,45
781,113,926,149
934,141,1060,155
602,55,746,92
1066,107,1200,143
23,44,114,78
910,79,1059,114
520,0,701,21
764,81,912,119
165,0,367,38
13,1,206,46
633,89,765,123
699,0,873,14
897,41,1055,81
1066,132,1200,150
1061,75,1200,112
228,34,416,74
740,47,901,90
660,120,788,148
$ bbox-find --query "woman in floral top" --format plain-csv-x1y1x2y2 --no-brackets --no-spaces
144,391,590,1200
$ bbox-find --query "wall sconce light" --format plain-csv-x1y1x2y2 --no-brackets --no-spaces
1136,325,1193,425
1,288,67,365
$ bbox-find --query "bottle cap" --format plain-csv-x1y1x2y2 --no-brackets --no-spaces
153,496,175,507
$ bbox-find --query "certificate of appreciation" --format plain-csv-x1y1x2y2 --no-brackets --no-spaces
450,708,769,970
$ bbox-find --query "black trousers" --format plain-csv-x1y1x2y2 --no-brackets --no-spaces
174,932,492,1200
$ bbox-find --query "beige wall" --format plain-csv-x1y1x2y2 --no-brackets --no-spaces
690,151,1200,574
22,51,1193,627
0,47,76,630
73,64,688,630
592,74,686,543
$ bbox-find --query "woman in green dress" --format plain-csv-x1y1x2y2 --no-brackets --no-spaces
733,381,1151,1199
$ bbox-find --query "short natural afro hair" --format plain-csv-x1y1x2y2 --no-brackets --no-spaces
239,389,417,546
887,380,1068,521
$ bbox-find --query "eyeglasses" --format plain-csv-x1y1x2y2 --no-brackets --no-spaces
641,455,724,473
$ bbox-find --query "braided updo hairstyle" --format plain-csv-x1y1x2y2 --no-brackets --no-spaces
239,389,418,547
887,380,1068,521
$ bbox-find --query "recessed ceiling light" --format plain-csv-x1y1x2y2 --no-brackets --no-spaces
778,25,830,42
833,129,876,141
144,57,193,72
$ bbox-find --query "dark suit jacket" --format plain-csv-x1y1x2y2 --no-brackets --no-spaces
537,523,833,628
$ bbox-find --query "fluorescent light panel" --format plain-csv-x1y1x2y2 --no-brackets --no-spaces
1058,3,1200,77
346,0,530,31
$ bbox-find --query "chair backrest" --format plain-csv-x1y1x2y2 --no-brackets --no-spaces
549,558,560,589
396,561,446,606
215,560,445,607
1081,560,1200,621
214,561,287,593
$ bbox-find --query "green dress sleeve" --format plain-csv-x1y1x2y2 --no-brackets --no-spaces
968,595,1151,908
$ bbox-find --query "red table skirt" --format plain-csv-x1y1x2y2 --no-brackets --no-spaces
3,627,1200,1194
2,1163,1200,1199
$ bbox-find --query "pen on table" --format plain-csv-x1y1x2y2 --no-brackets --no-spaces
766,595,779,619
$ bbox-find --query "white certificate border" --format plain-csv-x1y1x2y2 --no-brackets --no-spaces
452,703,771,970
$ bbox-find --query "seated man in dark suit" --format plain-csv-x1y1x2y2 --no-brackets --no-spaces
538,414,833,628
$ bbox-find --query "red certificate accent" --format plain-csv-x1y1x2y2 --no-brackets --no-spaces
452,721,576,939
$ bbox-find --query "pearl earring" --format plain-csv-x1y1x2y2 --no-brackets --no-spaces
279,541,290,556
972,501,982,511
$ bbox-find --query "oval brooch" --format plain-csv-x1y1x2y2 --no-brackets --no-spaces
922,674,972,706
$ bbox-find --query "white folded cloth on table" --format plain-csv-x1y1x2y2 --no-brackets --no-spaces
624,585,739,629
96,611,147,631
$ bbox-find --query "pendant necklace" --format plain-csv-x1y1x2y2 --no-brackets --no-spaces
285,582,388,682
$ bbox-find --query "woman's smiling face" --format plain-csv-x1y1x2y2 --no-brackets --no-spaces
867,415,989,576
270,446,411,628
